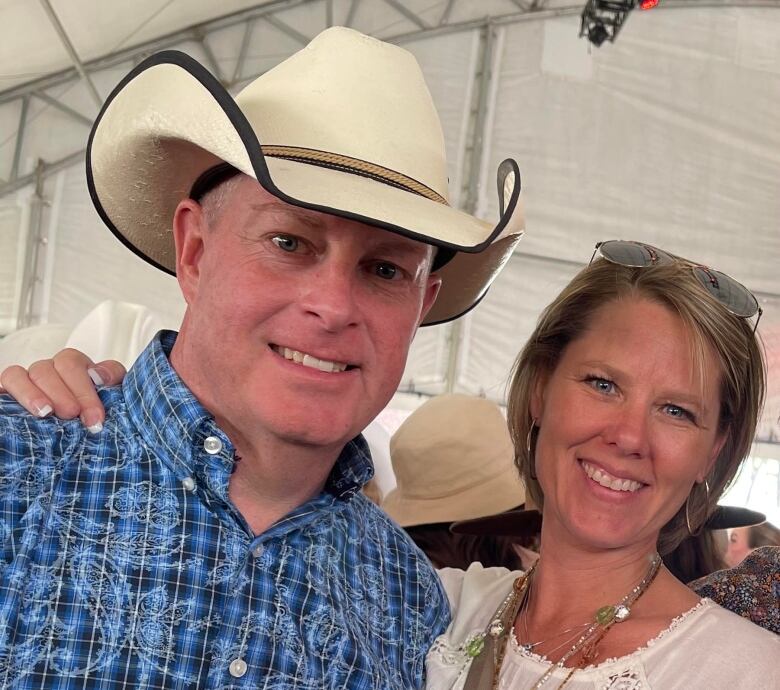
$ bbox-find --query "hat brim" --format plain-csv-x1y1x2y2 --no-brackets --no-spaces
705,505,765,530
381,462,526,528
450,508,543,537
87,51,524,326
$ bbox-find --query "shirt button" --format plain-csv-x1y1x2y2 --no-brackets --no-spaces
229,658,247,678
252,544,264,558
181,476,196,491
203,436,223,454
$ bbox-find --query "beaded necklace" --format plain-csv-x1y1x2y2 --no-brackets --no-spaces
461,553,662,690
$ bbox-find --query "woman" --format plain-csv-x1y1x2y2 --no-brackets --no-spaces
2,241,779,687
427,241,778,688
725,521,780,567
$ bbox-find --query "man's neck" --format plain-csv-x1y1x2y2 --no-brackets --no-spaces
169,329,346,535
224,433,340,535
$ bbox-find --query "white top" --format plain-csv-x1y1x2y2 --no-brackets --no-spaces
427,564,780,690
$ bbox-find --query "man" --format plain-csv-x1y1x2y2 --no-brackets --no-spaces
0,27,524,689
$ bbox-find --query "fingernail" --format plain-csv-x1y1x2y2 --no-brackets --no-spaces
33,402,53,418
88,367,105,386
87,421,103,434
82,412,103,434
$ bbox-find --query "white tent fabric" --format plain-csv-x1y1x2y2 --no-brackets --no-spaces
1,2,779,522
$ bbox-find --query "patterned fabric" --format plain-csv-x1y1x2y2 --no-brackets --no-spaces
0,331,449,689
690,546,780,634
429,564,780,689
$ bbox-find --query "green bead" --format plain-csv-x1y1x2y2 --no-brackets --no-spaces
596,605,616,626
465,635,486,658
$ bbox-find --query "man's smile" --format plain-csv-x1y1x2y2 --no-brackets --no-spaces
270,344,356,373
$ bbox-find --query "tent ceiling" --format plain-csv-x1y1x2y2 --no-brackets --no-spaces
0,0,772,194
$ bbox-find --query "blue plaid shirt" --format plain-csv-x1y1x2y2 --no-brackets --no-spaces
0,331,449,689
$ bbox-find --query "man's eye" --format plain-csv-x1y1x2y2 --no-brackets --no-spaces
374,262,398,280
271,235,299,252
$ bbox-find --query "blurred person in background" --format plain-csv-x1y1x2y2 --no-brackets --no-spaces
726,520,780,567
664,505,764,583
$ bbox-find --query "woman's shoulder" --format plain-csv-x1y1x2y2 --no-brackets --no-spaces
646,599,778,651
437,563,522,641
695,599,780,651
638,599,780,685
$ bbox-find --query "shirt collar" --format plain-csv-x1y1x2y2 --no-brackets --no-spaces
123,331,215,480
124,331,374,497
325,434,374,499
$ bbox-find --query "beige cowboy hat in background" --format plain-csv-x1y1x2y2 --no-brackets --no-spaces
87,26,525,325
381,394,526,527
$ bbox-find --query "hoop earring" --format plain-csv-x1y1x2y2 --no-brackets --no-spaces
685,479,710,536
527,418,538,480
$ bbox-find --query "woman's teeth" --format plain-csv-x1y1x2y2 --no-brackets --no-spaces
582,461,642,493
272,345,347,373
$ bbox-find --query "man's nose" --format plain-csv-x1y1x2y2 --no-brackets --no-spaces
298,260,360,332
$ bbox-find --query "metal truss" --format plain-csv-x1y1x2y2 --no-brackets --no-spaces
0,0,567,199
2,0,776,199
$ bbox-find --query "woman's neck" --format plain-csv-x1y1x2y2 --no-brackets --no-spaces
525,523,660,630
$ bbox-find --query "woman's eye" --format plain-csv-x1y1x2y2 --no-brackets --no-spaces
664,404,694,422
271,235,299,252
586,377,615,395
374,262,399,280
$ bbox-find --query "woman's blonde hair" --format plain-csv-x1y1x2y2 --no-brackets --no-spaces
506,255,765,555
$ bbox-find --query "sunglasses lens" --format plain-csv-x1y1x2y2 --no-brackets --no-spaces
599,241,665,268
692,267,758,318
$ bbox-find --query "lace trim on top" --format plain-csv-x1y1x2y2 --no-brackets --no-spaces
507,598,712,672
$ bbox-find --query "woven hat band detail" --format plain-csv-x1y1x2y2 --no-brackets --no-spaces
261,145,448,205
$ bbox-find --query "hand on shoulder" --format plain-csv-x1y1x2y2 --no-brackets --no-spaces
0,349,125,433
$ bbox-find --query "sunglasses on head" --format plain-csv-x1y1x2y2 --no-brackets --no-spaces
590,240,762,333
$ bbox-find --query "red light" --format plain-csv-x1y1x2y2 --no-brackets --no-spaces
639,0,660,8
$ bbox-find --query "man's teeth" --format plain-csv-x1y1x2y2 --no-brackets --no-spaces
582,461,642,492
277,346,347,373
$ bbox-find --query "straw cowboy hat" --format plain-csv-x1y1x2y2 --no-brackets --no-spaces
381,394,526,527
87,27,525,325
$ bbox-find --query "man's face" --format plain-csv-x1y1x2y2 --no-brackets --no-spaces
174,176,440,454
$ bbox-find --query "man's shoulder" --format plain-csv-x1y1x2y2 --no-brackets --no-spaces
340,493,445,581
0,384,127,443
347,493,430,555
336,494,451,633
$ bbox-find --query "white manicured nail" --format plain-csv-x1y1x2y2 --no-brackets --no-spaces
34,403,53,418
87,421,103,434
88,368,104,386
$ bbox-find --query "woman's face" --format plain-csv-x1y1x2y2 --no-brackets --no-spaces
725,527,752,567
531,297,726,554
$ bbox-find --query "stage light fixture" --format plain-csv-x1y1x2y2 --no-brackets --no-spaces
580,1,660,47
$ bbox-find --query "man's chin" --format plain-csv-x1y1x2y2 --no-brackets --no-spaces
266,412,365,450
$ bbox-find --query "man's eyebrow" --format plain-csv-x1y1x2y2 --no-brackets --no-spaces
370,239,432,260
248,203,324,229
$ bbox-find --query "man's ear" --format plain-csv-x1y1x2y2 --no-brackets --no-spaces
173,198,208,305
418,273,443,325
